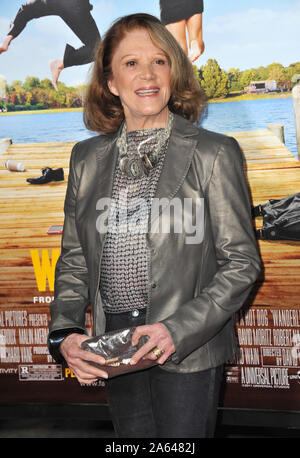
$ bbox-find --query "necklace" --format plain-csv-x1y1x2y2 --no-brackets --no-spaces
116,112,174,178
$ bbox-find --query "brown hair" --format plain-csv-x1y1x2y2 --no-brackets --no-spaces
84,13,206,134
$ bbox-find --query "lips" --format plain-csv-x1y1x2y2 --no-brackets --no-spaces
135,87,159,96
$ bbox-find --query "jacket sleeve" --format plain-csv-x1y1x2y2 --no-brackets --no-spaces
161,137,261,364
48,142,90,335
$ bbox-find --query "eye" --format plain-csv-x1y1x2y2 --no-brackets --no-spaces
126,60,136,67
155,58,166,65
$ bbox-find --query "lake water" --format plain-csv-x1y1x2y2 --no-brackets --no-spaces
202,97,297,158
0,97,298,158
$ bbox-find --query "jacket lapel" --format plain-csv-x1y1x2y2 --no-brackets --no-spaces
94,114,200,240
150,114,199,227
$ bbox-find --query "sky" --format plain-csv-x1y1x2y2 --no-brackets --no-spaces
0,0,299,87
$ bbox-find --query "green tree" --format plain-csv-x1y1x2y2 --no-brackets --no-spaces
284,63,300,82
14,86,27,105
200,59,230,98
256,66,269,81
23,76,40,91
267,62,284,83
290,62,300,73
76,84,86,104
192,64,200,81
25,91,33,105
52,89,66,107
239,69,259,89
40,78,53,90
4,74,87,110
227,67,242,91
10,80,22,90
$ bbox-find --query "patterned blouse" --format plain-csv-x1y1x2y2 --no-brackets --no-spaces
99,127,169,313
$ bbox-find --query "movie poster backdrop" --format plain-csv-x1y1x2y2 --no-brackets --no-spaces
1,0,300,412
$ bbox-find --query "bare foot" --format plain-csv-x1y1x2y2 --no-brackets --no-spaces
0,35,13,55
189,39,205,63
50,59,64,90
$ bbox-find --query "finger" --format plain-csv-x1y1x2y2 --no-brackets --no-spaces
72,357,109,379
66,345,107,366
145,341,175,363
62,334,107,363
131,338,172,364
75,371,99,383
131,326,152,346
78,378,98,385
143,351,158,361
76,373,101,384
76,367,108,380
130,340,158,365
156,342,176,364
130,323,174,363
78,348,107,365
157,353,171,365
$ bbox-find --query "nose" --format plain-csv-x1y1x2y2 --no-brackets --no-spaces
139,62,155,80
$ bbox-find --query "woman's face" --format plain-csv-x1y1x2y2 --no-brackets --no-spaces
108,28,171,131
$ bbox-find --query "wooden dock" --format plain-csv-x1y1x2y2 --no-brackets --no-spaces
0,129,300,309
229,129,300,308
0,140,73,309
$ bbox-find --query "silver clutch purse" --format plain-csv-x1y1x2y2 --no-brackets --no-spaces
81,327,158,378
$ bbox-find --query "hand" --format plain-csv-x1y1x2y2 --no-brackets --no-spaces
60,333,108,384
130,323,175,366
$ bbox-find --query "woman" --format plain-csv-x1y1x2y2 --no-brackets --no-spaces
48,13,261,438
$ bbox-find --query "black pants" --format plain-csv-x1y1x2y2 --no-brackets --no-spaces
8,0,100,67
160,0,204,25
104,308,223,438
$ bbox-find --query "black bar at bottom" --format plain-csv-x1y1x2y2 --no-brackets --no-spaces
1,404,300,430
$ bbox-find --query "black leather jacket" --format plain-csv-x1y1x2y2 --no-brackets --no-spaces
48,114,261,372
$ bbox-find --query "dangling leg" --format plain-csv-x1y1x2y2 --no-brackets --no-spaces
51,1,101,89
165,20,188,55
0,1,101,89
160,0,204,62
50,59,64,91
186,13,205,62
0,0,52,55
0,35,13,54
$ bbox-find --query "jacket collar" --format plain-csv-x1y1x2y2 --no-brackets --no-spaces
95,113,199,232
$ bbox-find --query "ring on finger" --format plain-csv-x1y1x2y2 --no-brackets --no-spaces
152,347,165,358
